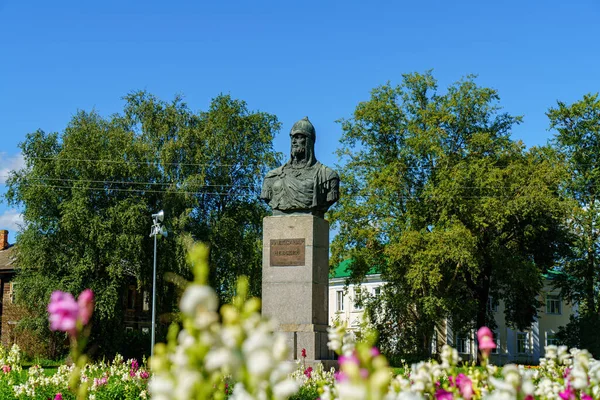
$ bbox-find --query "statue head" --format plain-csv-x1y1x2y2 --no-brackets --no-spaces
289,117,316,166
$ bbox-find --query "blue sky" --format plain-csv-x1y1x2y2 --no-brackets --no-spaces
1,0,599,243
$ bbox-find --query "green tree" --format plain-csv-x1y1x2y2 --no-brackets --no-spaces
331,72,568,358
548,93,600,356
5,92,281,357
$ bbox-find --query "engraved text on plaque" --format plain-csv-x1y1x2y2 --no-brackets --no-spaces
270,238,305,266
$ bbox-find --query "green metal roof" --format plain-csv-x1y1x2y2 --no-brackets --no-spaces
330,259,380,279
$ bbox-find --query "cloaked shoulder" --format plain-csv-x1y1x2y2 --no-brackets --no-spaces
264,165,285,178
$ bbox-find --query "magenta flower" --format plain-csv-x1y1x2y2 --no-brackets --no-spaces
48,289,94,336
559,387,576,400
77,289,94,325
477,326,496,357
304,366,313,378
334,370,348,382
140,370,149,379
339,353,359,366
94,376,108,387
54,394,63,400
48,291,79,336
301,348,307,358
456,373,473,400
370,346,380,357
435,389,453,400
581,393,593,400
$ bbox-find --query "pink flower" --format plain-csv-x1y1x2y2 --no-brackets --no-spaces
304,366,313,378
1,365,10,374
54,394,63,400
456,373,473,400
140,370,149,379
435,389,453,400
94,376,108,387
334,370,348,382
301,348,307,358
77,289,94,325
48,289,94,336
477,326,496,356
339,353,359,367
559,387,576,400
371,347,380,357
581,393,593,400
48,291,79,336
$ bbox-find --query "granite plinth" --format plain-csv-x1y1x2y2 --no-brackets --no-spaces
262,215,334,361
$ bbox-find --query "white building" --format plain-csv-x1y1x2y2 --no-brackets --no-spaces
328,263,576,364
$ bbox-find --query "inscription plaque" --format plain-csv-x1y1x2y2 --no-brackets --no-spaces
270,238,305,266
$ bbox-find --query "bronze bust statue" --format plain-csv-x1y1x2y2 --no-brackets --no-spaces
261,117,340,218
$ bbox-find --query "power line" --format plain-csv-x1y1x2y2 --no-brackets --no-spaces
12,177,256,188
19,183,257,196
26,157,243,168
15,182,549,199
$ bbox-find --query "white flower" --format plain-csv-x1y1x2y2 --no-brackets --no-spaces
179,284,219,316
242,330,272,355
173,370,201,400
205,348,239,372
230,383,254,400
337,382,368,400
272,378,300,399
246,349,273,378
393,392,424,400
149,375,175,400
272,334,289,361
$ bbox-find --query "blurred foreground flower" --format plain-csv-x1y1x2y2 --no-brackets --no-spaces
149,243,299,400
477,326,496,358
47,289,95,399
48,289,95,337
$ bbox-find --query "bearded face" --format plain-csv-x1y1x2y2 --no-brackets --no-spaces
291,133,307,161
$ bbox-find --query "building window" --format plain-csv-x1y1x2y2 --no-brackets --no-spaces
546,331,559,346
143,290,150,311
431,332,438,354
9,282,17,304
456,335,469,354
142,327,150,335
125,326,133,333
127,286,136,310
373,287,381,297
517,332,530,354
353,288,363,310
546,294,562,315
491,331,499,354
487,296,498,312
336,290,345,312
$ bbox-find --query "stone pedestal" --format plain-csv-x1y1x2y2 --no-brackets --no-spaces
262,215,334,362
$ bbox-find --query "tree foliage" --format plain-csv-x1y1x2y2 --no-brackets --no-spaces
5,92,281,357
331,72,569,358
548,93,600,356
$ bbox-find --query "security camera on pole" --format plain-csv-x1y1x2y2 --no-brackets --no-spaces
150,210,167,358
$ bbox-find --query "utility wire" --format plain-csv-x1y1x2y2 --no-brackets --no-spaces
11,177,256,188
16,183,545,199
19,183,253,196
26,157,243,168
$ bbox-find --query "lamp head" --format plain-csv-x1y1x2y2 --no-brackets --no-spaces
160,225,168,238
152,210,164,222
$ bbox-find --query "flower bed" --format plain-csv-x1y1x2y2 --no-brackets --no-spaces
37,244,600,399
0,346,149,400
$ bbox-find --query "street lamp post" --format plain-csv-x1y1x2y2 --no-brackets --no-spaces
150,210,167,358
